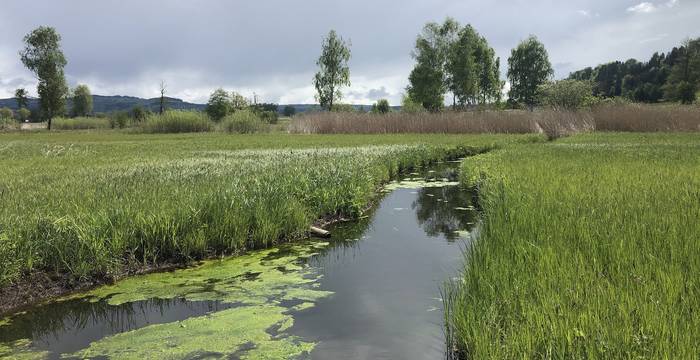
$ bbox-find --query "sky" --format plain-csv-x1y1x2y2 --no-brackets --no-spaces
0,0,698,105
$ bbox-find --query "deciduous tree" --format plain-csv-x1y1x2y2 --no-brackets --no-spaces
19,26,68,129
314,30,351,111
71,84,93,117
507,35,553,109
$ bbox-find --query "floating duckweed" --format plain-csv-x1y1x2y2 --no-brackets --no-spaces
68,305,314,360
383,179,460,191
0,339,48,360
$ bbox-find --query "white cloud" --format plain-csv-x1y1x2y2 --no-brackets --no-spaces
627,0,679,14
577,9,591,17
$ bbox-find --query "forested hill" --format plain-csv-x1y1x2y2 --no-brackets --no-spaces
0,95,206,113
567,38,698,103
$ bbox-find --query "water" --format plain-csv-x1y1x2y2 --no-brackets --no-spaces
0,163,478,359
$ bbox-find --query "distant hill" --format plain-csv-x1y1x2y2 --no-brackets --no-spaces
0,95,389,115
0,95,206,114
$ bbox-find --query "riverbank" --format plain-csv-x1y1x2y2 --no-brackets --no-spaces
446,132,700,358
0,132,536,315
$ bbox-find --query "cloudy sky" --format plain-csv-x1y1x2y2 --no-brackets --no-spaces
0,0,698,105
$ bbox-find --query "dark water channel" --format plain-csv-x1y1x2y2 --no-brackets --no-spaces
0,162,478,359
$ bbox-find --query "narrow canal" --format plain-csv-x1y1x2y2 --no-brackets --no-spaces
0,162,478,359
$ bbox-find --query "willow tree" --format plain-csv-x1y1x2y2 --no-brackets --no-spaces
20,26,68,129
313,30,351,111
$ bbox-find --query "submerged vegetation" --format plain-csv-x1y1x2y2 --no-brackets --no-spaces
445,133,700,358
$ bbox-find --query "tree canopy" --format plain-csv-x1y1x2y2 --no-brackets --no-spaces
19,26,68,128
71,84,93,117
313,30,351,111
507,35,553,109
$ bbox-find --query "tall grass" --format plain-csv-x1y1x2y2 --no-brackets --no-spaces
139,111,213,133
445,133,700,358
52,117,111,130
290,104,700,136
0,132,528,291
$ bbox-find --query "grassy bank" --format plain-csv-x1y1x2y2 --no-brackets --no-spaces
0,132,535,304
446,133,700,358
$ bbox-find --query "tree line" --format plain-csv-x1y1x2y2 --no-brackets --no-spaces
569,38,700,104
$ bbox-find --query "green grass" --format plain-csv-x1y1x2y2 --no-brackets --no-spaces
138,111,213,133
446,132,700,358
0,132,534,287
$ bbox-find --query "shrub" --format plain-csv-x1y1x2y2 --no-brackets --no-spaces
258,110,279,124
140,111,213,133
221,110,268,134
52,117,111,130
0,117,18,131
0,107,13,120
538,79,596,110
283,105,296,117
17,108,31,122
131,106,150,122
371,99,391,114
108,111,132,129
401,94,425,113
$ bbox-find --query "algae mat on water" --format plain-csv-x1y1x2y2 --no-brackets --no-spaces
0,242,332,359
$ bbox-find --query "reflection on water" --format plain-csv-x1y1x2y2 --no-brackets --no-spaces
0,298,236,358
290,165,478,360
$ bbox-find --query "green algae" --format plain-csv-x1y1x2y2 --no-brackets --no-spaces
0,339,48,360
75,241,331,307
67,305,314,360
383,178,460,191
9,241,334,359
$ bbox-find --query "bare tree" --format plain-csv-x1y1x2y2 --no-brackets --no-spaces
159,80,167,114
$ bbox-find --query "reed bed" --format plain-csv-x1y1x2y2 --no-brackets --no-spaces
0,132,527,290
290,104,700,136
445,132,700,358
138,111,213,133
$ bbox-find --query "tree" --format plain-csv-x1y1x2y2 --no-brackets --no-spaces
17,108,31,122
71,84,93,117
14,88,29,109
230,91,249,110
371,99,391,114
19,26,68,129
206,88,231,121
664,38,700,104
131,105,149,122
401,93,425,113
159,80,167,114
282,105,296,117
313,30,351,111
507,35,553,109
407,19,459,111
446,25,479,107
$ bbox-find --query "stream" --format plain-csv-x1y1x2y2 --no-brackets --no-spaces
0,162,478,360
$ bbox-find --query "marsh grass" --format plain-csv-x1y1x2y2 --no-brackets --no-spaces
0,132,529,289
445,133,700,358
220,110,269,134
139,111,213,133
290,104,700,136
50,117,112,130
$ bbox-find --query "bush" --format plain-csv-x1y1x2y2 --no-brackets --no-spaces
221,110,268,134
17,108,31,122
131,106,150,122
140,111,213,134
401,94,425,113
108,111,132,129
258,110,279,124
371,99,391,114
538,79,597,110
0,117,18,131
283,105,296,117
0,107,13,120
52,117,111,130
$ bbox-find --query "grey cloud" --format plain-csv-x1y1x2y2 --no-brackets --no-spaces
0,0,698,102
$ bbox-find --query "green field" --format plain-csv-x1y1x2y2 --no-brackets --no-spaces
446,133,700,358
0,132,534,288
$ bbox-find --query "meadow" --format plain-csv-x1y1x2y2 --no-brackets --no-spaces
445,132,700,358
0,131,534,305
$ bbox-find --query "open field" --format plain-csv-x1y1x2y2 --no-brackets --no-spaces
445,133,700,358
0,132,538,310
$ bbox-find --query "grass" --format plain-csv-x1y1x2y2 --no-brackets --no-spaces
0,132,534,289
52,117,111,130
445,132,700,358
220,110,269,133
